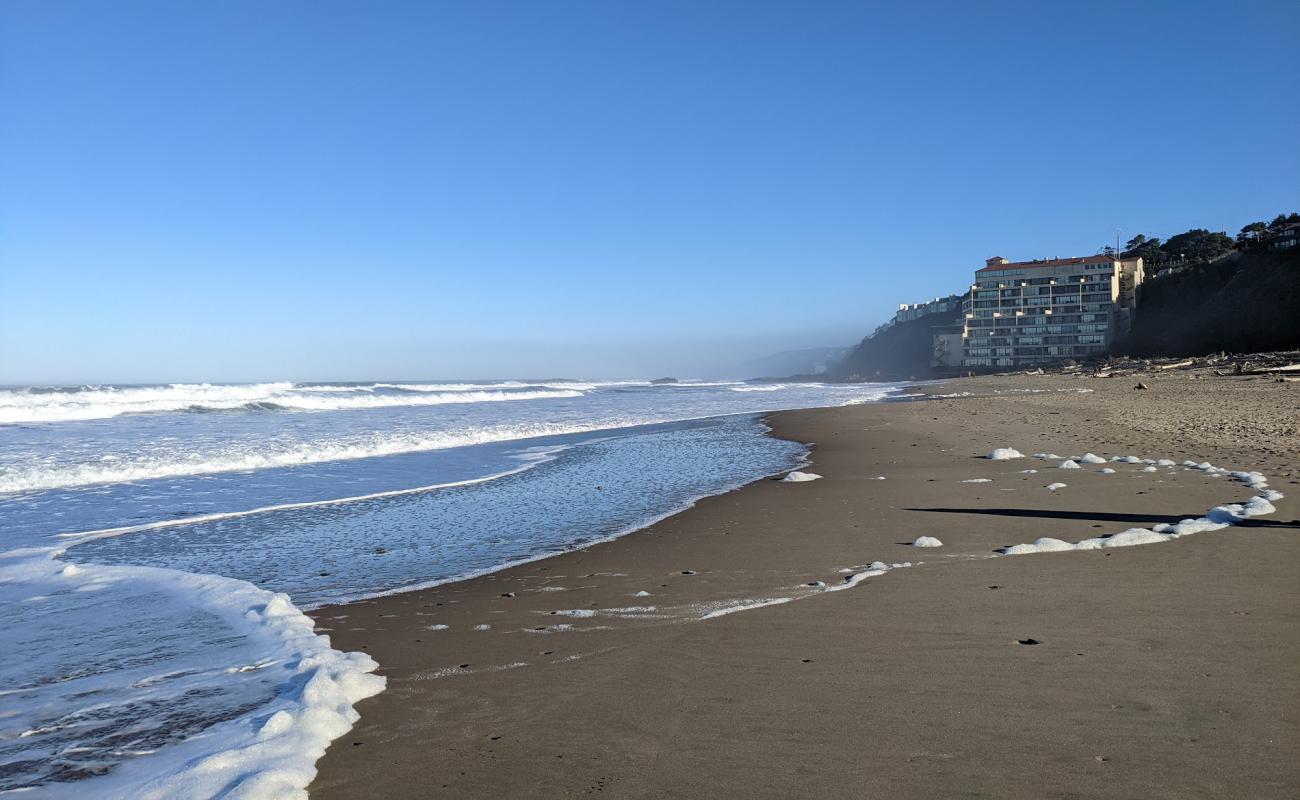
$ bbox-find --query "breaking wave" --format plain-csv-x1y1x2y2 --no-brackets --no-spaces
0,383,583,424
0,421,633,494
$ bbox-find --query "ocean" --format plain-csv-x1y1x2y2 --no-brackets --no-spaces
0,379,901,797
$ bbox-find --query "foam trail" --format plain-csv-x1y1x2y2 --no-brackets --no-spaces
1002,457,1284,555
53,448,563,543
701,597,794,619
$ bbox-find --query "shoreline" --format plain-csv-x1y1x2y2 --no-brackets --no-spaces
308,372,1299,798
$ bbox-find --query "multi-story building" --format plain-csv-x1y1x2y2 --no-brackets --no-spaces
871,294,963,338
962,255,1143,369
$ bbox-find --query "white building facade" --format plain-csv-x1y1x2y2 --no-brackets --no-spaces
962,255,1142,368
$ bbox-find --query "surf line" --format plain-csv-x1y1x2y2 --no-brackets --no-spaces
54,447,567,545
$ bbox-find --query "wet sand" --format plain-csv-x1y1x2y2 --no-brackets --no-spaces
308,373,1300,798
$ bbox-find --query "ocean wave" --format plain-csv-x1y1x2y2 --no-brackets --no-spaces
0,421,633,494
374,381,633,392
0,384,582,424
729,384,788,392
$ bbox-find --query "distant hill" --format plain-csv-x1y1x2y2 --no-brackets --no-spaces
1118,248,1300,357
730,346,848,380
828,308,961,380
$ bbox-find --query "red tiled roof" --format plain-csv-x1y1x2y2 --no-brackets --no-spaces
977,254,1114,273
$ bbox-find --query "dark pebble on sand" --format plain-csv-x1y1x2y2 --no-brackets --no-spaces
1018,638,1040,645
681,570,696,575
988,585,1000,589
459,664,470,668
500,593,515,598
801,659,812,663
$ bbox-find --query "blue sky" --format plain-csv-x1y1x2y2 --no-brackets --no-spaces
2,0,1296,383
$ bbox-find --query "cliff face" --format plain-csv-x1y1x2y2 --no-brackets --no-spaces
830,308,961,380
1119,249,1300,357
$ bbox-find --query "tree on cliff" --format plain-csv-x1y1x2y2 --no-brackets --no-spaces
1122,234,1162,262
1159,228,1233,263
1234,213,1299,251
1237,222,1270,250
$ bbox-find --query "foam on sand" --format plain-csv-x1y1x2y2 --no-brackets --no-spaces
1058,460,1081,469
823,565,889,591
1002,457,1284,556
700,597,794,619
1078,453,1107,464
962,478,992,483
781,471,822,482
911,536,943,548
1046,482,1067,491
987,448,1024,460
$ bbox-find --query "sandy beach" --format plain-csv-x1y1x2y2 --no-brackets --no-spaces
308,373,1299,799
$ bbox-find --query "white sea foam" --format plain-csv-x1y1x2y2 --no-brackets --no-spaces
823,567,887,592
1078,453,1107,464
0,547,383,799
781,471,822,482
962,478,992,483
987,448,1024,460
1059,460,1081,469
1046,482,1067,491
911,536,943,548
700,597,794,619
1002,457,1283,556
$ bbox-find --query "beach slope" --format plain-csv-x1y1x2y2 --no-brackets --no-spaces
309,374,1299,799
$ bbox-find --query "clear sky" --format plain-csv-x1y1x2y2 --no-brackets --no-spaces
2,0,1297,383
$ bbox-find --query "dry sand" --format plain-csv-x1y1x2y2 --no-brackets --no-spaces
308,373,1299,798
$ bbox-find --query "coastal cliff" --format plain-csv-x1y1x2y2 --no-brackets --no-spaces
1118,248,1300,357
829,308,960,380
